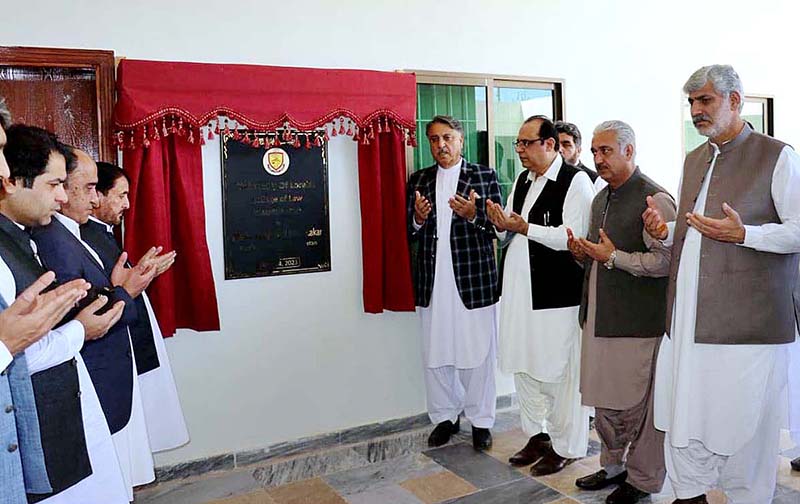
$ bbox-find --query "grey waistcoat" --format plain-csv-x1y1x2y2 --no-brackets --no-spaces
579,168,670,337
667,125,800,344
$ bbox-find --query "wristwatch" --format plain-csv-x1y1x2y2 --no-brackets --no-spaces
603,250,617,270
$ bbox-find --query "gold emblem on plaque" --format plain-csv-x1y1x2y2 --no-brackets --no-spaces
263,147,290,176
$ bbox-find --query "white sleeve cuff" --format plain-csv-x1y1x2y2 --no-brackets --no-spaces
740,225,763,249
59,320,86,355
662,221,676,246
412,217,423,231
0,342,12,372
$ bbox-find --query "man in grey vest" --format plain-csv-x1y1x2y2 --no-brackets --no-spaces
568,121,675,504
645,65,800,503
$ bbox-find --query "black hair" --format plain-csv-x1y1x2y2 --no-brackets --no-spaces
425,115,465,137
554,121,582,148
96,161,128,195
5,124,75,188
523,115,560,149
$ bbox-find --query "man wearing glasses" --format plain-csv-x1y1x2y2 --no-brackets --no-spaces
487,115,594,475
407,115,503,451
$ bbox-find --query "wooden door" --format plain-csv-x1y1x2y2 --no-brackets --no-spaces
0,46,115,162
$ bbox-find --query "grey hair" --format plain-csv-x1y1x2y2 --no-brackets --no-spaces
0,97,11,130
593,120,636,153
683,65,744,112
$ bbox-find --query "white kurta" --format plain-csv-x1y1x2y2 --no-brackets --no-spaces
55,214,155,497
138,292,190,452
497,156,594,381
654,144,800,455
0,254,130,504
418,161,497,370
95,218,189,453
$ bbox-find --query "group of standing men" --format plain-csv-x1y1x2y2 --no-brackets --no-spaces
0,98,189,503
407,64,800,504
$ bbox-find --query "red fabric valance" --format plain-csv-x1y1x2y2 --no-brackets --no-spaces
114,59,418,149
114,59,416,336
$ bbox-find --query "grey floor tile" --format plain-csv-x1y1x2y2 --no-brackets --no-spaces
442,477,561,503
134,469,261,504
344,484,426,504
423,442,525,489
324,453,442,496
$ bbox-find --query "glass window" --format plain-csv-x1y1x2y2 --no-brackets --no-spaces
493,87,554,201
415,84,488,171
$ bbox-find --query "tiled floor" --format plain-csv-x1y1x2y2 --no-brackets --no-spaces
136,413,800,504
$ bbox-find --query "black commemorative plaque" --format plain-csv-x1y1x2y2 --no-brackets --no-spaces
221,131,330,279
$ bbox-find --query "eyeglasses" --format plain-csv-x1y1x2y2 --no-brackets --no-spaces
512,137,546,148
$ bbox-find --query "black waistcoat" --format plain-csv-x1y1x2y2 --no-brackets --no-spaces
80,220,160,374
578,169,670,337
500,163,584,309
0,214,92,500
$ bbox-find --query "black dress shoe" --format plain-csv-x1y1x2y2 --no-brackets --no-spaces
509,432,551,466
472,427,492,450
672,496,708,504
606,482,649,504
575,469,628,490
427,418,460,447
529,446,575,476
792,456,800,471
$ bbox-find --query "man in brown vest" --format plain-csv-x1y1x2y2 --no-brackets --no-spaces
568,121,675,504
644,65,800,503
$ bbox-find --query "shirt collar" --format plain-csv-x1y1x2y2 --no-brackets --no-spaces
527,154,562,183
54,212,81,239
437,157,463,171
88,215,114,233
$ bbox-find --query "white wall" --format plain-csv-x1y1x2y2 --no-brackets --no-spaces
5,0,800,465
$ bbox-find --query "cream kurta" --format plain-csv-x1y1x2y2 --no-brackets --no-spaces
418,161,497,370
654,144,800,455
497,156,594,381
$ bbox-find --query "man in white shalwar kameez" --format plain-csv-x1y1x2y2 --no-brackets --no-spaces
84,162,189,453
487,116,594,476
645,65,800,504
407,115,503,451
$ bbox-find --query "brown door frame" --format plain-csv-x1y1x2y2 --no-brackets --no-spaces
0,46,115,162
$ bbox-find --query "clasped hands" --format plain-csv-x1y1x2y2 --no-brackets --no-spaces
642,195,744,243
111,246,177,298
485,200,528,234
567,228,615,263
414,190,481,224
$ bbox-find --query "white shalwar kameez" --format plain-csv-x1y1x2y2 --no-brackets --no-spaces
0,254,130,504
55,213,155,499
654,144,800,503
417,159,498,429
497,156,594,458
96,219,189,453
138,292,190,452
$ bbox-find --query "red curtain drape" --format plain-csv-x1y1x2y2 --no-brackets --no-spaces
357,129,415,313
122,133,220,337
